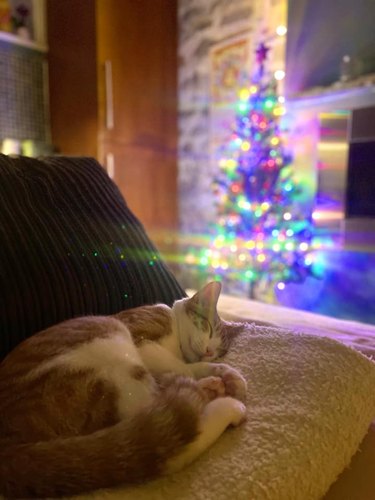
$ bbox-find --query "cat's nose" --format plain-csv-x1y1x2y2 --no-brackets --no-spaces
203,348,214,359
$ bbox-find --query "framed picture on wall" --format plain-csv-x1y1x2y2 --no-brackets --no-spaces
209,32,253,170
210,32,252,105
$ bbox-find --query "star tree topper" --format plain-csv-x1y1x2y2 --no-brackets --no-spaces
255,42,270,64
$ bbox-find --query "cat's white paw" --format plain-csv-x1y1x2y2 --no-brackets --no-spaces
227,398,247,427
213,364,247,402
203,396,247,428
197,376,226,401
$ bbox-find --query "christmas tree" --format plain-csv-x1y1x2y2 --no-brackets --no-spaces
186,42,316,300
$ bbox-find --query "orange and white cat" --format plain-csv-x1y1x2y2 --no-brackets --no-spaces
0,281,247,498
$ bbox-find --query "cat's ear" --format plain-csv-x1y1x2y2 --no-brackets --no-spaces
190,281,222,312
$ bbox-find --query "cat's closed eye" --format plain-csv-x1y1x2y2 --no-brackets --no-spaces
191,312,212,336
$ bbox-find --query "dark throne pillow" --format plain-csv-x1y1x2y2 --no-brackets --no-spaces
0,154,186,359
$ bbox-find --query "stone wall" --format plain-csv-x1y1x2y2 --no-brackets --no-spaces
178,0,256,236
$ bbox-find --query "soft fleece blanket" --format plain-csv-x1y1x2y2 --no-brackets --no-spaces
74,322,375,500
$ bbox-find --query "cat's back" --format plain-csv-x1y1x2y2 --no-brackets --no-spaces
115,303,173,345
0,315,128,379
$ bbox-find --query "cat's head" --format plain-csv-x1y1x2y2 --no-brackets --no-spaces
172,281,240,363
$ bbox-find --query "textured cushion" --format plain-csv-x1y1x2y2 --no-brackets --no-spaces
0,154,185,359
82,325,375,500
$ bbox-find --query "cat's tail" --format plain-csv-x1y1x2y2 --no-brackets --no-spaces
0,376,215,498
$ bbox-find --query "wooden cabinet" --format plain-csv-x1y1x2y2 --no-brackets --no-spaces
46,0,99,158
47,0,178,236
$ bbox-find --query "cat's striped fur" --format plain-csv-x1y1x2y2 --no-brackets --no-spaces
0,282,247,498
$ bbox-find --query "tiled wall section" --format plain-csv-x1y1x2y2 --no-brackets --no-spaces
0,41,48,142
178,0,257,235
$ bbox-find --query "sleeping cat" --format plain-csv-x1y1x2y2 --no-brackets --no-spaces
0,281,247,498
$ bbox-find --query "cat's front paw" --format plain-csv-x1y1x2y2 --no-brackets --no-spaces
227,398,247,427
197,376,226,401
206,396,247,427
213,364,247,402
